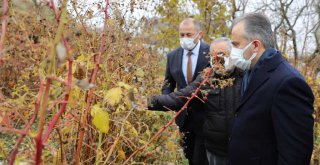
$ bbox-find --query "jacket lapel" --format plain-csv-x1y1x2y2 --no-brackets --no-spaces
236,69,270,112
177,48,187,87
236,51,285,112
194,42,209,80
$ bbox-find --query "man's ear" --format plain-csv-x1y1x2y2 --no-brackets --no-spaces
252,40,262,52
198,31,203,39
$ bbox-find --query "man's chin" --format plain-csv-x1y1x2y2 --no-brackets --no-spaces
225,66,236,73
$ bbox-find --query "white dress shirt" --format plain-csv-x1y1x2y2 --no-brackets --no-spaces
182,41,201,84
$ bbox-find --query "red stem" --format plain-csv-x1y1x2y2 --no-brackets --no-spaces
42,60,72,143
123,68,214,164
0,144,9,161
0,0,8,66
33,1,72,164
49,0,60,23
34,79,51,165
74,1,109,164
9,77,44,165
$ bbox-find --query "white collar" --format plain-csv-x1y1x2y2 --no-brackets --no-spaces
183,40,201,55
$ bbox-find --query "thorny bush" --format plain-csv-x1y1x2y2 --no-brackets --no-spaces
0,1,185,164
0,0,319,165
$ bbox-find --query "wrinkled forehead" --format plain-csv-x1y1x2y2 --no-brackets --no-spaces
210,42,230,56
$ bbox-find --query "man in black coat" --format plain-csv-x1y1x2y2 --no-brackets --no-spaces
149,37,243,165
228,12,314,165
161,18,210,165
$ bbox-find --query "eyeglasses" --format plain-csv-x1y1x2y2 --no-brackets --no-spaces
210,51,226,65
216,52,226,57
210,51,226,57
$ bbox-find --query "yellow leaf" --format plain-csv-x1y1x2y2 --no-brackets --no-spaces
77,53,94,62
126,122,138,137
138,139,147,145
29,130,38,138
104,87,122,106
69,88,81,102
135,68,145,77
165,141,176,151
91,104,110,134
133,88,138,93
306,76,313,84
91,104,100,116
117,148,126,160
115,105,126,112
117,81,131,90
87,62,95,70
145,129,150,137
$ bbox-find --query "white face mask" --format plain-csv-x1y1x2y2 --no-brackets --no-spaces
224,56,235,72
180,33,199,50
230,42,257,71
210,56,214,68
210,56,235,72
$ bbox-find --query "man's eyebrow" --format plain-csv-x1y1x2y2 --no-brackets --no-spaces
231,41,238,46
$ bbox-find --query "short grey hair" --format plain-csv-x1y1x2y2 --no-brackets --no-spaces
232,13,275,49
212,37,232,51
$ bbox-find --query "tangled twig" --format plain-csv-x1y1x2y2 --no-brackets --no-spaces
74,1,110,164
123,68,214,164
0,0,8,66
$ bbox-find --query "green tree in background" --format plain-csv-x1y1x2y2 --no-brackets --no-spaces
150,0,189,50
147,0,231,51
192,0,231,42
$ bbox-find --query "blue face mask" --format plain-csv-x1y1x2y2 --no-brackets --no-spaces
230,42,257,71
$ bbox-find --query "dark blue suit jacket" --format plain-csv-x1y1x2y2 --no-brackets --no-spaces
229,49,314,165
162,41,210,133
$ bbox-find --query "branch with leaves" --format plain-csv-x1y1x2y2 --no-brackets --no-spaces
8,0,72,164
123,67,214,164
123,54,228,164
75,0,110,164
0,0,8,66
9,74,43,165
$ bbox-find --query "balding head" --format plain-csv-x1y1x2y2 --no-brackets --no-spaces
179,18,203,42
179,18,202,32
211,37,232,56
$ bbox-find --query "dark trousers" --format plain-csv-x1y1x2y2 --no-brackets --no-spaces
182,131,209,165
206,150,227,165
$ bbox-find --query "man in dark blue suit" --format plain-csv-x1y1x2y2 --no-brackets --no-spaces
162,18,210,165
228,13,315,165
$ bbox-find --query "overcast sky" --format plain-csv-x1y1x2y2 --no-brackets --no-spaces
66,0,317,56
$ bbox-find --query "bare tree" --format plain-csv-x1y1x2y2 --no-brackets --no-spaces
279,0,308,65
313,0,320,57
230,0,248,19
241,0,320,67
